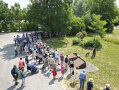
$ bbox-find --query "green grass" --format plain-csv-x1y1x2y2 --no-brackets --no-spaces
103,29,119,45
45,30,119,90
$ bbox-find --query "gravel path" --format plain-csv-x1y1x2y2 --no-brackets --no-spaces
0,33,64,90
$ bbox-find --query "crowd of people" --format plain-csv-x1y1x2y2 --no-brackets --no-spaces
11,32,110,90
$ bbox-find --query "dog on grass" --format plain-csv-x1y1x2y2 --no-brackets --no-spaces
85,52,90,57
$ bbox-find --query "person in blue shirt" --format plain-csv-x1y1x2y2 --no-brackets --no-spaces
79,70,86,89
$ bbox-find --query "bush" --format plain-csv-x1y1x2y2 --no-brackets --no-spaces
72,39,80,45
79,40,86,47
84,38,102,49
76,31,87,40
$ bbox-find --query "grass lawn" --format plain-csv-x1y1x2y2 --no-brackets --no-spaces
45,29,119,90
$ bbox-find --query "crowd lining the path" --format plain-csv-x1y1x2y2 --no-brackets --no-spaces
11,32,110,90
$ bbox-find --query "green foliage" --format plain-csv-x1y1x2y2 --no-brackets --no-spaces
69,16,85,35
72,39,80,45
87,0,118,33
10,22,18,32
73,0,88,17
76,31,87,40
88,14,107,38
27,0,73,34
114,16,119,26
84,38,102,49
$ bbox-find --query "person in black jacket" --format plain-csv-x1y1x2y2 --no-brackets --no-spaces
103,84,111,90
11,65,19,85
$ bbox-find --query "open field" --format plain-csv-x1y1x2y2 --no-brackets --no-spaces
45,29,119,90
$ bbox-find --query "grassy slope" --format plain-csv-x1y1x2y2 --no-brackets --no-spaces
45,30,119,90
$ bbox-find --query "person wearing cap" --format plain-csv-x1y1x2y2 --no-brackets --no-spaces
103,84,110,90
87,78,94,90
79,70,86,89
11,65,19,85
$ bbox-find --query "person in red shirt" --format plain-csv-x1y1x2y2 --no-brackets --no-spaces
53,64,57,79
19,58,25,70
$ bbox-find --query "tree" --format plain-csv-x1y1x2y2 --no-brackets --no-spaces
70,16,85,35
87,0,118,33
0,0,9,32
27,0,73,35
88,14,107,38
73,0,88,17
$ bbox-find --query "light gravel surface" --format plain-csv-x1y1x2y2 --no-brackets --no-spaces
0,33,64,90
0,33,98,90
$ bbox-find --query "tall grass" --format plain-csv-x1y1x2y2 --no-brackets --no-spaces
103,34,119,45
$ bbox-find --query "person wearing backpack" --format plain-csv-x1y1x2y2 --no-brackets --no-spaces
65,55,69,71
11,65,19,85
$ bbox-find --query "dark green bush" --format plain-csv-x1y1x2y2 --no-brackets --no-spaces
84,38,102,49
79,40,86,47
72,39,80,45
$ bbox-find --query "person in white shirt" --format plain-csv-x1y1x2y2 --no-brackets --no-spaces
13,36,16,45
55,49,59,65
74,71,79,84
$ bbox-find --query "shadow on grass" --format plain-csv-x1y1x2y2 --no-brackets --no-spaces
70,82,77,88
44,37,65,49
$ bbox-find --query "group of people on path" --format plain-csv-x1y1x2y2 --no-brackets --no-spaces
11,32,110,90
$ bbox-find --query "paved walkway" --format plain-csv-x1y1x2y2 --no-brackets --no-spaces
0,33,98,90
0,33,64,90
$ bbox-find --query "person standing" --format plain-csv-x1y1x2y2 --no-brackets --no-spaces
61,64,65,77
65,38,68,48
11,65,19,85
87,78,94,90
14,45,18,57
53,64,57,79
19,58,25,70
24,45,28,55
79,70,86,89
21,69,26,87
65,55,68,71
13,36,17,45
103,84,111,90
55,49,59,65
92,45,96,58
49,55,54,72
70,59,74,74
60,51,64,65
74,72,79,84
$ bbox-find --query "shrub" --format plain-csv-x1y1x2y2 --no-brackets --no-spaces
84,38,102,49
79,40,86,47
76,31,87,40
72,39,80,45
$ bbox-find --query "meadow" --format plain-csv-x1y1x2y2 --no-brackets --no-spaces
45,29,119,90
